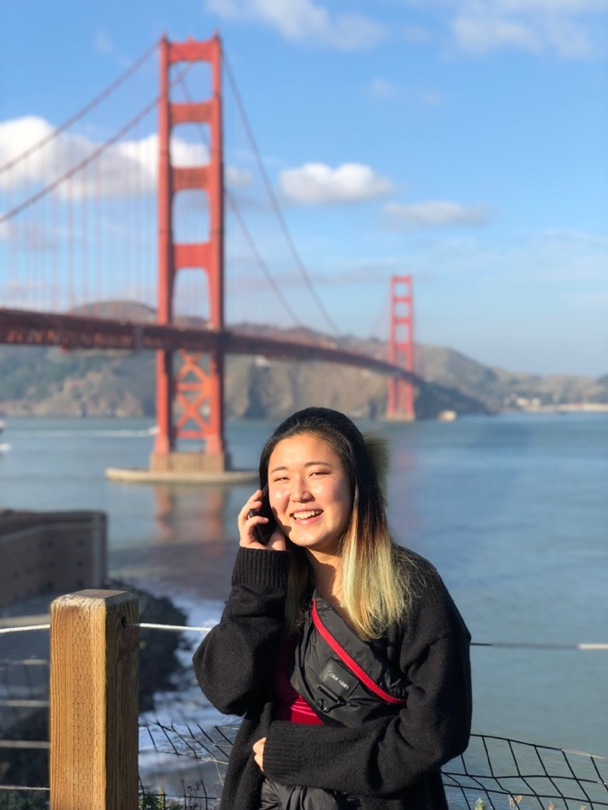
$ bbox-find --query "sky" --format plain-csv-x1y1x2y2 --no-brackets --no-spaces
1,0,607,377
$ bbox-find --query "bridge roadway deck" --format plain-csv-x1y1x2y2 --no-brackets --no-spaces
0,308,420,385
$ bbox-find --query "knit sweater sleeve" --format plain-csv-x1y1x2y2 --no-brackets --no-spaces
263,571,472,798
192,547,290,717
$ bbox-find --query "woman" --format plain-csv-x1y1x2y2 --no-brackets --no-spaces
193,407,472,810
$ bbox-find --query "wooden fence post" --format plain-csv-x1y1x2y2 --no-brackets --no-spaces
50,589,139,810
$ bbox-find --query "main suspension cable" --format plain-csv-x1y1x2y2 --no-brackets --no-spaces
0,58,196,225
0,38,159,174
174,71,304,329
221,47,339,336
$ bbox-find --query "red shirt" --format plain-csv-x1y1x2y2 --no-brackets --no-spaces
273,635,323,725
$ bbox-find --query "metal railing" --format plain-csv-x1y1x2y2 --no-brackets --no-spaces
0,590,606,810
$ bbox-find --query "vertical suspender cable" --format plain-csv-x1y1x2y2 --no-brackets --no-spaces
135,116,141,316
67,138,74,312
222,48,339,336
82,145,89,312
96,103,101,317
52,138,58,313
175,72,303,330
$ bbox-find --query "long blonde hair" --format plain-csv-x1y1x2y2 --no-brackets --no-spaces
258,408,419,640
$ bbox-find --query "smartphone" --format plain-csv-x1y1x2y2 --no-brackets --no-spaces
248,485,277,545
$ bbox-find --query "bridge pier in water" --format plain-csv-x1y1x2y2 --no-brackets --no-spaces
151,34,232,476
107,35,255,484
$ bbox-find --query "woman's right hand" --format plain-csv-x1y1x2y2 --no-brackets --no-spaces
238,489,286,551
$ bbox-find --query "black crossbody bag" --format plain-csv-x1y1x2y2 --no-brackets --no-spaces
290,595,407,728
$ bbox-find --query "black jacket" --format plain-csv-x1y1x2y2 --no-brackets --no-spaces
193,547,472,810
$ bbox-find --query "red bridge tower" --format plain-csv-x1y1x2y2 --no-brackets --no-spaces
151,35,229,473
387,275,415,421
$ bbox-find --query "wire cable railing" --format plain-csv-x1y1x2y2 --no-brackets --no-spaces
137,723,608,810
6,727,602,810
2,620,607,651
1,614,606,809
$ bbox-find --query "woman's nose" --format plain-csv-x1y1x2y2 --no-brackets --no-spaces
291,477,312,502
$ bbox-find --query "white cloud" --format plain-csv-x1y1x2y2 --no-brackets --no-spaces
447,0,604,56
419,89,444,106
453,14,543,53
93,29,114,55
365,78,443,106
0,116,54,173
382,224,608,282
12,221,56,250
225,165,253,187
541,228,608,248
0,117,157,200
526,228,608,280
0,220,11,242
384,200,493,227
491,0,608,13
0,116,243,204
367,78,401,99
280,162,394,205
205,0,386,50
168,138,208,168
403,24,436,44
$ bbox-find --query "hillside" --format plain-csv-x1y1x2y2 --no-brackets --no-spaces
418,345,608,411
0,343,484,420
0,320,605,419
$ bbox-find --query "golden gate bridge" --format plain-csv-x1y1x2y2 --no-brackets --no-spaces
0,34,416,474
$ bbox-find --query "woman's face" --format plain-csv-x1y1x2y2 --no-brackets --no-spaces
267,432,352,559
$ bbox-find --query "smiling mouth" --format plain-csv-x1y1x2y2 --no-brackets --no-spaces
292,509,323,520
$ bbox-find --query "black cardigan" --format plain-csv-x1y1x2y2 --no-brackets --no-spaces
193,547,472,810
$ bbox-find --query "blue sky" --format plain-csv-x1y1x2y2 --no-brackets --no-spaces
1,0,607,377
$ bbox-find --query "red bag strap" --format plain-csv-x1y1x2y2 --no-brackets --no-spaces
312,598,406,706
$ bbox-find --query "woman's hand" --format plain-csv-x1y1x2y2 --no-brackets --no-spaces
253,737,266,771
238,490,286,551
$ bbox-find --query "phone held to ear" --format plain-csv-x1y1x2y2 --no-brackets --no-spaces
248,485,278,545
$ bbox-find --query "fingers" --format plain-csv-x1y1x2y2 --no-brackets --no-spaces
238,489,263,522
238,489,270,549
253,737,266,771
238,490,287,551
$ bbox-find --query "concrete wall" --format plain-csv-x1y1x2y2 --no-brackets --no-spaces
0,510,106,608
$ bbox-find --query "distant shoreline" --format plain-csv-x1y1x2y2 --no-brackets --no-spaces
516,403,608,414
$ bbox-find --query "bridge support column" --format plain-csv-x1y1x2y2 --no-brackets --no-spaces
387,275,415,421
151,34,230,473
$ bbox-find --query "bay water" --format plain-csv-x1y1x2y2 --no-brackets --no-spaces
0,413,606,756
